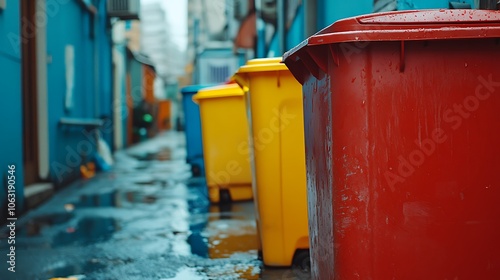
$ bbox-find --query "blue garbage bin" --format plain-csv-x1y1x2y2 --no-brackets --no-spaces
181,84,214,177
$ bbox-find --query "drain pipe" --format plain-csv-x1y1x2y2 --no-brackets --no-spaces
94,0,101,118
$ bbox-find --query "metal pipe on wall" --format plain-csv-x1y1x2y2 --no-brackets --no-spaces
304,0,317,37
277,0,285,55
94,1,100,118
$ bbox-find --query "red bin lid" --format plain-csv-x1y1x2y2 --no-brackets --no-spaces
308,9,500,45
283,9,500,84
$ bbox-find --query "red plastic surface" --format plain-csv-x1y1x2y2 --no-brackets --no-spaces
285,10,500,58
284,9,500,280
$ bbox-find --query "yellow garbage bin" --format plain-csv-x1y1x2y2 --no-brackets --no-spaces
193,84,253,203
234,58,309,267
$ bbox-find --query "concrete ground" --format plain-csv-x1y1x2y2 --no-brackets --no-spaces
0,132,311,280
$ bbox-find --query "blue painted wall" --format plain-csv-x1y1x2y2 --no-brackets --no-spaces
318,0,374,30
0,1,24,214
97,0,114,147
0,0,126,215
261,0,374,56
278,0,479,57
259,3,306,57
116,44,128,150
398,0,477,9
47,0,113,185
286,4,305,52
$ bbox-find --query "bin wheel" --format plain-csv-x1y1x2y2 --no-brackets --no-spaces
292,249,311,271
257,249,263,260
219,189,231,204
191,164,201,177
219,203,232,213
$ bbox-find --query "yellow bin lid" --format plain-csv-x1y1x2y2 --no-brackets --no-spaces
192,83,244,103
236,57,288,73
233,57,289,89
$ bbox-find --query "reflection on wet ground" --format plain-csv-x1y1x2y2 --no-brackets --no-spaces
75,190,158,208
13,212,74,237
52,217,118,248
44,260,107,279
0,132,310,279
187,202,259,260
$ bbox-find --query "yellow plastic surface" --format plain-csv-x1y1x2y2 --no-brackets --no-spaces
233,59,309,267
194,84,253,203
233,58,287,92
193,84,244,101
237,57,287,73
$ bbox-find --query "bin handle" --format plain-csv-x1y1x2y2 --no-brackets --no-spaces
300,50,322,80
329,44,340,67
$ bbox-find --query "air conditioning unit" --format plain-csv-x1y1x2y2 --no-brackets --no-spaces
194,43,246,84
107,0,140,20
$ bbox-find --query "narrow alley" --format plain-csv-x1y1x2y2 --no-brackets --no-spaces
4,1,500,279
1,132,309,280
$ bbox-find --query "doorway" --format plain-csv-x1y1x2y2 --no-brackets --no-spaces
21,0,39,185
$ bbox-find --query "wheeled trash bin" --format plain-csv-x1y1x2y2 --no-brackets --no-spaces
234,58,309,267
193,84,253,203
181,84,213,177
284,9,500,280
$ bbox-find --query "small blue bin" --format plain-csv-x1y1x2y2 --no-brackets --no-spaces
181,84,214,177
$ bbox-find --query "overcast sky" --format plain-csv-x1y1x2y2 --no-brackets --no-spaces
141,0,188,51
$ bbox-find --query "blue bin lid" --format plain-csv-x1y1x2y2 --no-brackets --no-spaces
181,84,217,95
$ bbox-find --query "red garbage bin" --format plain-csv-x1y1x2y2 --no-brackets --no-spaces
284,9,500,280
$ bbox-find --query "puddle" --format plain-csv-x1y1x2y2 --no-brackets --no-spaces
53,217,118,248
134,180,156,186
78,191,118,207
205,222,259,259
156,147,172,161
185,177,207,187
43,259,107,279
187,194,209,214
186,202,259,260
131,152,157,161
166,266,204,280
203,261,261,280
75,190,158,208
124,191,157,204
14,212,74,237
134,164,150,170
187,231,209,258
130,147,172,162
260,267,312,280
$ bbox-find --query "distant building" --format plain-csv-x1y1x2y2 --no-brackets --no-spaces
141,2,185,83
186,0,249,84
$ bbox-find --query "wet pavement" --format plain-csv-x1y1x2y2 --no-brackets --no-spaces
0,132,311,280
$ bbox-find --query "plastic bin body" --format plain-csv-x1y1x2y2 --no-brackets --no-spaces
234,58,309,267
193,84,253,203
284,9,500,280
181,85,213,176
